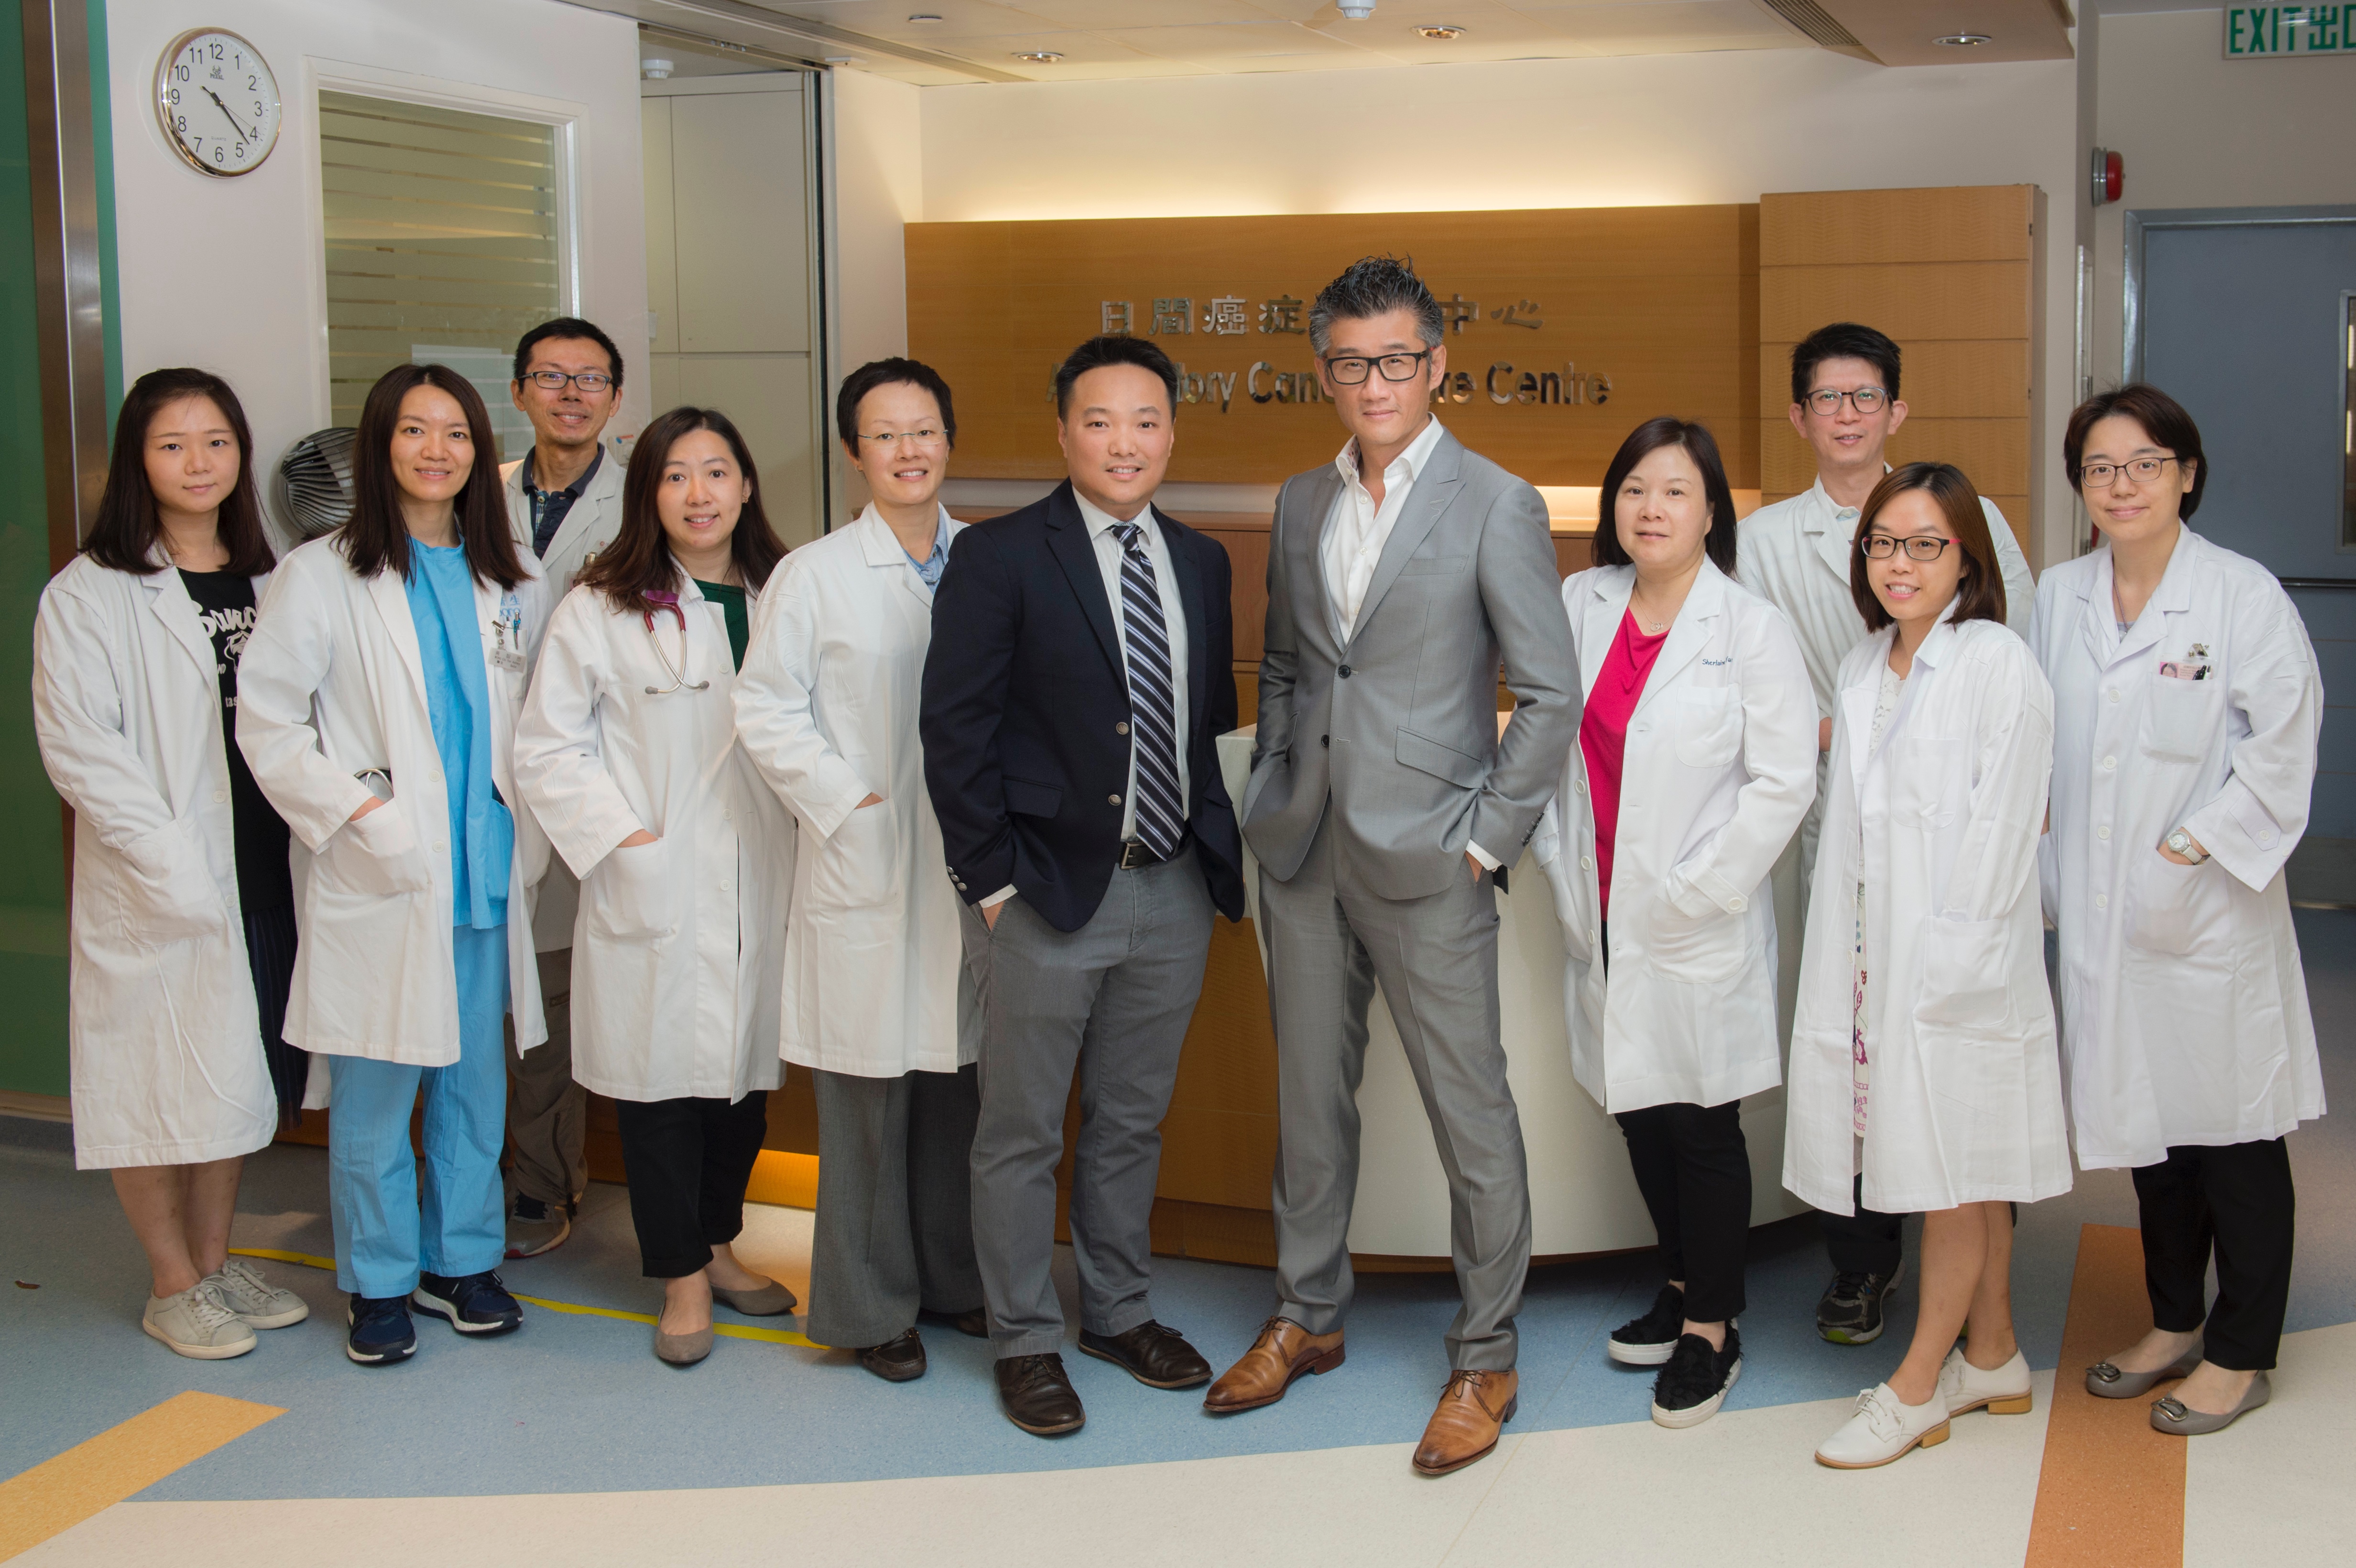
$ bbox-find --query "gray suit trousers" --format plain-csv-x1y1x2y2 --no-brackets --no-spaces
968,849,1213,1359
1260,814,1531,1371
807,1064,984,1349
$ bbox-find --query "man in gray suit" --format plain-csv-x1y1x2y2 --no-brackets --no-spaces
1202,258,1579,1477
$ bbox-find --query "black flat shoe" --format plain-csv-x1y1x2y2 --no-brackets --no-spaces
1078,1320,1212,1390
996,1352,1085,1436
857,1328,927,1383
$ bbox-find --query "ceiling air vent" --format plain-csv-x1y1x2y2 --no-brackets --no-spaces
1756,0,1866,52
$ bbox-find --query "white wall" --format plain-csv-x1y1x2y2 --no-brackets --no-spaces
104,0,649,504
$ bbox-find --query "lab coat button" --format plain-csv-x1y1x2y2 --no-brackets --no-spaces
1579,856,1593,871
1576,778,1587,795
1728,896,1747,913
213,789,228,803
2102,756,2117,771
2259,830,2276,845
2098,825,2111,840
435,840,447,852
2108,689,2121,703
2096,894,2108,910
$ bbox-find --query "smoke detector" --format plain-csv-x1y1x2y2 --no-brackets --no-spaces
640,57,673,79
1338,2,1377,18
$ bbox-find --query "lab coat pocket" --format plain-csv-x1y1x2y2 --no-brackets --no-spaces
1893,738,1962,832
2127,852,2226,956
1647,899,1749,985
1912,915,2011,1032
326,803,433,897
1673,687,1742,769
806,801,900,911
587,838,679,942
2142,676,2216,764
117,821,228,946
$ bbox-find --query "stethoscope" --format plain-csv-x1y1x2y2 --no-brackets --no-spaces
642,591,709,696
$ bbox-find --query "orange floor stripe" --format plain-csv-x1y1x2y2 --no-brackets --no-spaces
2023,1223,2186,1568
0,1390,284,1562
745,1149,818,1209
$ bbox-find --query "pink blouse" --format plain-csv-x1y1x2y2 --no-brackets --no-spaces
1578,609,1671,917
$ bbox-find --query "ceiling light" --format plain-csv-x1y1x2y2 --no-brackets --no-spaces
1338,2,1377,18
822,55,862,65
1415,24,1465,40
1933,33,1992,46
1012,49,1064,62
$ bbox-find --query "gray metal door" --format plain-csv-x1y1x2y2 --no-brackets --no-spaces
2134,208,2356,888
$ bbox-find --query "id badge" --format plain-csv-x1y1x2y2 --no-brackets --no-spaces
491,594,528,674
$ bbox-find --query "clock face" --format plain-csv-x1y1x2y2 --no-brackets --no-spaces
156,29,281,177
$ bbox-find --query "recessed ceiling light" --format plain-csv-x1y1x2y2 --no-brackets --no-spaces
1416,24,1465,40
906,12,943,21
1933,33,1992,46
1012,49,1064,62
822,54,863,65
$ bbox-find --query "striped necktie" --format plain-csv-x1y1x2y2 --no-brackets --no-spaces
1113,521,1185,860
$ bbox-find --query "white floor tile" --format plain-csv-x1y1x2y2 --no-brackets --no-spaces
2184,1321,2356,1567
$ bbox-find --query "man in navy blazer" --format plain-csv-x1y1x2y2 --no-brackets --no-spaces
920,334,1242,1438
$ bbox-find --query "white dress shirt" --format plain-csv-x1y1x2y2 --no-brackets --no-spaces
982,489,1191,908
1322,415,1448,641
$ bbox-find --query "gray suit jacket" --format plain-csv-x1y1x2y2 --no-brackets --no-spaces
1243,425,1580,902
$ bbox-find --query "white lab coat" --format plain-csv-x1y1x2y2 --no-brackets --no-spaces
235,535,552,1069
734,505,973,1078
502,444,627,954
1538,561,1818,1112
2029,527,2325,1169
31,552,279,1169
1784,611,2069,1215
514,573,793,1103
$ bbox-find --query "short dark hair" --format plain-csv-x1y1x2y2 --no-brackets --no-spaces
1790,322,1901,407
83,367,275,577
834,357,957,449
578,406,786,613
2064,383,2208,519
1310,256,1442,354
341,363,527,590
1851,462,2006,632
1592,416,1740,577
513,316,624,388
1053,335,1177,420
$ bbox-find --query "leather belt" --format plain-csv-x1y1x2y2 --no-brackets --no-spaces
1115,835,1186,871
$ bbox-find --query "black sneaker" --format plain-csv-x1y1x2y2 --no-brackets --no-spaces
412,1270,524,1336
1650,1326,1742,1429
1817,1270,1899,1345
346,1294,417,1366
1607,1284,1686,1366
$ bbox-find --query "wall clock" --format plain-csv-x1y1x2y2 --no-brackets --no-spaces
156,28,282,177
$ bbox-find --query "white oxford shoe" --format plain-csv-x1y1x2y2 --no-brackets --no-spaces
1939,1345,2033,1416
1815,1382,1951,1469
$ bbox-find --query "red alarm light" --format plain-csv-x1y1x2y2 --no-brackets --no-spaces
2090,147,2124,207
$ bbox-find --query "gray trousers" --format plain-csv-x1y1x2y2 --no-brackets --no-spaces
1258,815,1531,1371
505,947,586,1207
969,848,1213,1360
807,1064,985,1348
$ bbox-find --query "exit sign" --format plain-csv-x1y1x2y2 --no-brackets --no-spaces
2225,5,2356,54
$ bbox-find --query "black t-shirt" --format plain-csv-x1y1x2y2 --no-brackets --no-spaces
178,569,294,913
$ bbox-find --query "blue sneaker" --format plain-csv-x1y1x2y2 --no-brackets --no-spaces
347,1294,417,1365
412,1270,523,1336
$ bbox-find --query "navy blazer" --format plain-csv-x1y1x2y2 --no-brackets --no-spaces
920,481,1244,934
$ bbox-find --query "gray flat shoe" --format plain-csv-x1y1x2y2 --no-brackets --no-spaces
655,1323,714,1366
709,1279,797,1317
2152,1370,2269,1435
2086,1342,2202,1399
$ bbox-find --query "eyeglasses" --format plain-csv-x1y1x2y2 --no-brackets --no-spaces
1804,387,1889,417
1321,351,1431,385
1858,534,1956,562
2077,456,2179,488
522,370,614,393
856,428,946,450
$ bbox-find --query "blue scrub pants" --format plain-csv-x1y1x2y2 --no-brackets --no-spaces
328,926,511,1298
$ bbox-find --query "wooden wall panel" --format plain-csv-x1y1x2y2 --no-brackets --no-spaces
1759,186,2034,268
1761,261,2032,344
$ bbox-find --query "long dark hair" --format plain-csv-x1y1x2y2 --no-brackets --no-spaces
340,363,525,588
1850,462,2007,632
83,368,275,576
1591,415,1740,577
578,406,785,613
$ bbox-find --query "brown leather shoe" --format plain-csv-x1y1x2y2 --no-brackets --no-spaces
1412,1368,1518,1476
1203,1317,1347,1414
1078,1320,1212,1389
856,1328,927,1383
995,1352,1086,1436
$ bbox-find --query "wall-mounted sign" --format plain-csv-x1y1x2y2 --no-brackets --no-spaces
2224,5,2355,56
906,206,1758,488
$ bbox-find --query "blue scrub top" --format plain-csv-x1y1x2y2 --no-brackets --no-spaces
406,542,513,930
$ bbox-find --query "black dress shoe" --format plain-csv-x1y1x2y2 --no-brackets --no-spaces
856,1328,927,1383
995,1352,1086,1436
921,1305,990,1339
1078,1321,1212,1390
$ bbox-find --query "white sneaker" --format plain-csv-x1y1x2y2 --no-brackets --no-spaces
204,1258,310,1329
1814,1381,1950,1469
1939,1345,2033,1416
142,1284,257,1360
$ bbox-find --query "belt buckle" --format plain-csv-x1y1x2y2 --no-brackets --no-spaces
1117,839,1151,871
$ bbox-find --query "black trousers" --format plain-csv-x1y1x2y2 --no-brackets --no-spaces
613,1089,771,1279
2133,1138,2296,1372
1614,1100,1751,1322
1820,1173,1907,1278
242,902,305,1128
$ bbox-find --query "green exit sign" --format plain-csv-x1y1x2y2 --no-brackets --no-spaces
2225,5,2356,55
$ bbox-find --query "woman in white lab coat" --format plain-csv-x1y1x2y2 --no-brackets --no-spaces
1542,416,1815,1430
515,404,799,1366
2032,385,2323,1437
1791,462,2066,1470
734,359,984,1381
238,364,550,1368
32,368,309,1359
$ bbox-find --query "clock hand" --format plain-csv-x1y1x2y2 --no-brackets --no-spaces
200,86,249,142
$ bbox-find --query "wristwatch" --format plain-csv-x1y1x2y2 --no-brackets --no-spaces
2164,827,2210,864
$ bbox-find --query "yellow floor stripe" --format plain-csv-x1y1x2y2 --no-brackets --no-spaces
226,1248,822,1349
0,1391,284,1562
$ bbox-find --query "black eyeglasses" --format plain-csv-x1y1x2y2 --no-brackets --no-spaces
1321,350,1431,385
2077,456,2179,488
522,370,614,393
1804,387,1888,417
1858,534,1957,562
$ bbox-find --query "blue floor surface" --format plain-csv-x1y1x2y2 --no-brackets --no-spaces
4,911,2350,1502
